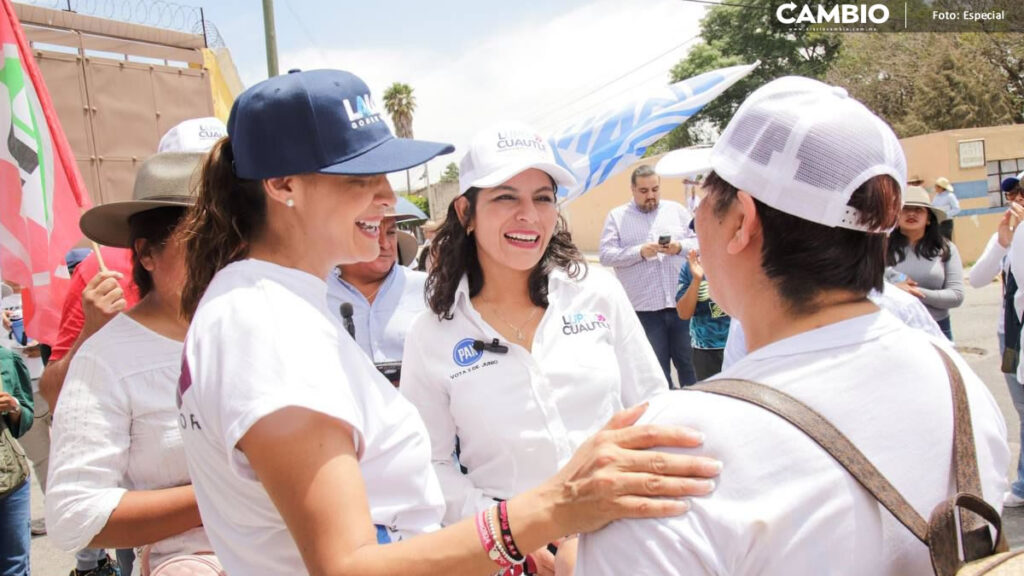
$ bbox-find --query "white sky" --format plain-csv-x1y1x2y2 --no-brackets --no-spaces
202,0,707,188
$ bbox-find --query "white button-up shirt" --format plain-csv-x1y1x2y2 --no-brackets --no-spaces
401,268,665,525
327,264,427,363
932,189,960,218
599,199,698,311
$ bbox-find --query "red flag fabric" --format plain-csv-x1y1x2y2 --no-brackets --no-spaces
0,0,90,345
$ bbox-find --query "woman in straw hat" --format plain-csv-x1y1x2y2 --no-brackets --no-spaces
887,185,965,341
175,69,716,576
46,152,214,575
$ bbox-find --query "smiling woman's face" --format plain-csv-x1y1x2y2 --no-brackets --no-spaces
469,168,559,274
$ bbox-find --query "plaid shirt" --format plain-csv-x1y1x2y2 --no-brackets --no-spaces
599,199,697,311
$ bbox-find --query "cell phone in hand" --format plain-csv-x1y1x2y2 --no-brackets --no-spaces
658,235,671,245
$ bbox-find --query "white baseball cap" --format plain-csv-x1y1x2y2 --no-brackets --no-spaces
158,117,227,153
710,76,906,233
655,147,713,179
459,121,577,195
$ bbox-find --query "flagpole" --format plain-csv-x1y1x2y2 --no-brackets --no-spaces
262,0,279,77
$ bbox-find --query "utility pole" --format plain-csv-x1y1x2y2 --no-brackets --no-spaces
262,0,279,77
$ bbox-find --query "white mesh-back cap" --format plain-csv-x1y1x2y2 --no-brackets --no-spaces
710,76,906,232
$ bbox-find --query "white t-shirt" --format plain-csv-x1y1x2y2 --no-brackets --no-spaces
401,268,665,525
577,311,1009,576
179,259,444,575
46,314,210,566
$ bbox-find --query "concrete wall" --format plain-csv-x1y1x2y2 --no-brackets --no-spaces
566,124,1024,264
902,124,1024,264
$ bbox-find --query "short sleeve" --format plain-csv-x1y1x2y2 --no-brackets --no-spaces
46,347,131,552
187,285,368,480
677,262,693,301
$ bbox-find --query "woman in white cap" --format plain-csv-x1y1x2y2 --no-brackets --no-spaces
45,152,214,575
176,70,718,576
574,76,1007,576
887,185,964,341
400,122,690,574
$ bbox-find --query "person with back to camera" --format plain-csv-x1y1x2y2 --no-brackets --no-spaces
887,186,964,341
175,69,721,576
45,153,215,575
401,122,684,575
575,76,1008,576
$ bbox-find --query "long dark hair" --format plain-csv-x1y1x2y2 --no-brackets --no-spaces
180,138,267,319
128,206,186,298
887,209,951,265
425,187,587,319
703,171,901,316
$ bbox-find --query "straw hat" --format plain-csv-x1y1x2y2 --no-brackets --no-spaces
79,152,205,248
903,185,948,223
934,177,954,192
396,230,418,267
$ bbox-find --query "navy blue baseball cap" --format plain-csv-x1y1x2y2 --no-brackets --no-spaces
228,69,454,179
1002,170,1024,193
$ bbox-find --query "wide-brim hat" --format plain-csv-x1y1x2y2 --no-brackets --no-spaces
396,230,418,266
79,152,205,248
903,185,948,223
935,177,954,192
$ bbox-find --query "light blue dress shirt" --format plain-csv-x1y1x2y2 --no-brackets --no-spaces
327,265,428,363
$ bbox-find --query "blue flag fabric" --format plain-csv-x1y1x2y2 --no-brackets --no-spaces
549,62,758,204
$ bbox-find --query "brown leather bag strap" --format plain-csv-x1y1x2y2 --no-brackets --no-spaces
933,346,983,500
691,378,930,543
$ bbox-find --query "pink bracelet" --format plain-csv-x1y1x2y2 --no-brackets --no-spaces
498,500,525,562
476,506,512,569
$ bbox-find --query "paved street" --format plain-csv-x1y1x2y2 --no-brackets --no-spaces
25,272,1024,573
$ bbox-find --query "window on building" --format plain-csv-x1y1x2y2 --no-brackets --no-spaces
988,158,1024,207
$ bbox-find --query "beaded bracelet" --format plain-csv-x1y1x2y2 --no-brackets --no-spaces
475,506,512,569
497,500,525,562
487,506,519,566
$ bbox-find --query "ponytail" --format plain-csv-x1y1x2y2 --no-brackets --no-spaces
180,137,267,319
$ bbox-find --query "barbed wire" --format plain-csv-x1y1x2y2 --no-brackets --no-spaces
18,0,224,46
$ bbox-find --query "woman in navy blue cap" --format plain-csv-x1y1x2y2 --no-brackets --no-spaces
175,69,715,575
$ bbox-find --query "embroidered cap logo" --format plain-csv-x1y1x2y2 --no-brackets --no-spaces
342,93,383,129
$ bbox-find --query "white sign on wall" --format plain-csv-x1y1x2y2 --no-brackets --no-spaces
958,139,985,169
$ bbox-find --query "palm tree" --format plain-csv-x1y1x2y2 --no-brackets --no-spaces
383,82,417,193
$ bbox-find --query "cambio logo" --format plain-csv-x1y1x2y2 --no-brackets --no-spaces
776,3,890,25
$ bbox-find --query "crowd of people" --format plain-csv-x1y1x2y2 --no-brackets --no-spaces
0,66,1017,576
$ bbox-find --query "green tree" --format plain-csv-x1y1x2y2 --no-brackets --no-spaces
827,33,1018,137
440,162,459,183
383,82,417,192
407,194,430,218
650,0,843,154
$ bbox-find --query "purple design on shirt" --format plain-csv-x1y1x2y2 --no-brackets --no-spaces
176,353,192,409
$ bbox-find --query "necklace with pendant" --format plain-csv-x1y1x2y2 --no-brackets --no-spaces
488,304,541,341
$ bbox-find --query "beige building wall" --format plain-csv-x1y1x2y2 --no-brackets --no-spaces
564,153,685,254
568,124,1024,264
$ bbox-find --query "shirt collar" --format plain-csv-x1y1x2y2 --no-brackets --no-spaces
740,310,901,363
332,264,399,305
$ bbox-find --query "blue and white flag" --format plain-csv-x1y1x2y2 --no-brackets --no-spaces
550,62,758,203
